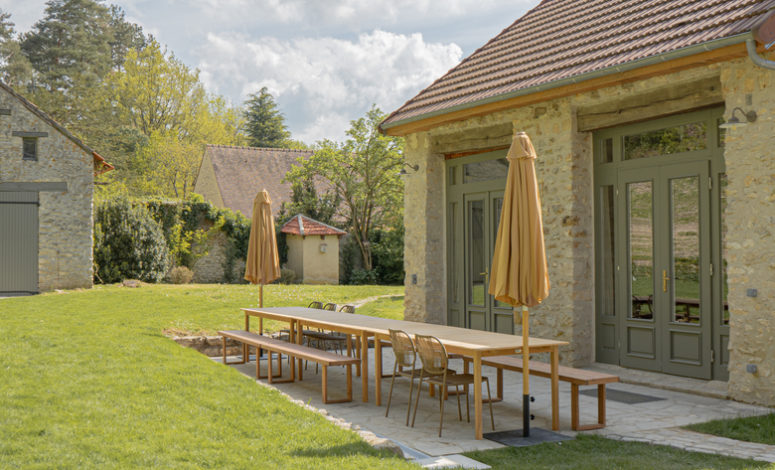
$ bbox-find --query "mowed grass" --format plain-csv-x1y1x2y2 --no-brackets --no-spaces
464,434,771,470
355,295,405,320
0,284,413,469
686,413,775,446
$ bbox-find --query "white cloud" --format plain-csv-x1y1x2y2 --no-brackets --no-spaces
197,30,462,143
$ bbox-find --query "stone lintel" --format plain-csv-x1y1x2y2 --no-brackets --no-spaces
12,131,48,138
0,182,67,192
0,108,11,115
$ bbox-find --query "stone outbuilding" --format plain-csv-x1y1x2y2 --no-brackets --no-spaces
281,214,346,284
193,145,314,217
0,82,112,295
381,0,775,406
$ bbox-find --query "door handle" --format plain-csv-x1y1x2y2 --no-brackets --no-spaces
662,270,670,292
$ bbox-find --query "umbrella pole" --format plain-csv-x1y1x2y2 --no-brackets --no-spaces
522,305,530,437
259,284,264,308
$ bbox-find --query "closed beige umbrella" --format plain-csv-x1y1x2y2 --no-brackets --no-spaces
244,189,281,308
488,131,550,438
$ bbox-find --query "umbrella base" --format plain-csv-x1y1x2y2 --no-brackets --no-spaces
483,427,571,447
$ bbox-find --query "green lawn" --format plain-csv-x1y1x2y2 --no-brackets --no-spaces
355,295,405,320
686,413,775,446
464,435,771,470
0,284,412,469
1,284,769,469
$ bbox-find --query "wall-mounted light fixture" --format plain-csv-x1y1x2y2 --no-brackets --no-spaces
719,107,757,128
399,162,419,176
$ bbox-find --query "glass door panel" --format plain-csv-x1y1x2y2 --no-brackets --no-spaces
628,181,655,321
670,176,701,324
465,194,487,330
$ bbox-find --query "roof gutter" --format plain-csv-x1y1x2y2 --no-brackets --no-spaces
380,32,753,134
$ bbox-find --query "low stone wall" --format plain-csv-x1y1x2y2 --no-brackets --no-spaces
172,335,243,357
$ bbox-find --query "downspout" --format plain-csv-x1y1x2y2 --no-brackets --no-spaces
746,38,775,70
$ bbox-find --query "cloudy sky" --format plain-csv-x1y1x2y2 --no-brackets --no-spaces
4,0,540,143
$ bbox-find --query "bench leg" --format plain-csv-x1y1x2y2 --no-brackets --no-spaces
263,349,294,384
573,383,607,431
321,364,354,404
221,337,245,365
571,383,579,431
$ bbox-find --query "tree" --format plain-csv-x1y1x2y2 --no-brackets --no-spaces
108,5,146,70
0,9,33,89
21,0,116,87
285,106,404,271
102,39,243,197
243,87,290,148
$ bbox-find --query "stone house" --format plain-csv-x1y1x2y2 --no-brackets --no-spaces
193,145,314,217
381,0,775,406
281,214,346,284
0,82,112,295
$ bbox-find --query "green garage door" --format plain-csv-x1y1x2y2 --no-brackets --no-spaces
0,191,39,295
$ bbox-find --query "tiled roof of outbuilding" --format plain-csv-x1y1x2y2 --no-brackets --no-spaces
281,214,347,236
202,145,314,217
381,0,775,130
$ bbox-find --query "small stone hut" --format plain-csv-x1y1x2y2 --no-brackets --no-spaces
381,0,775,406
281,214,346,284
0,82,112,295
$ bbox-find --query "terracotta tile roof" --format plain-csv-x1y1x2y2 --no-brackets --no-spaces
281,214,347,236
202,145,314,217
381,0,775,130
0,81,113,174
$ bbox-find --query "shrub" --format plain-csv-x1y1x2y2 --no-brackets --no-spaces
279,268,296,284
168,266,194,284
94,198,170,283
370,225,404,285
349,269,377,285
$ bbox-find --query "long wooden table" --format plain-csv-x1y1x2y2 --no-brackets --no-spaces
243,306,567,439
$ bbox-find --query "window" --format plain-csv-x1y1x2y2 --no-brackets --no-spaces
22,137,37,161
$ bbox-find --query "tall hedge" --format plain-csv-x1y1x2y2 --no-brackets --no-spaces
94,198,170,283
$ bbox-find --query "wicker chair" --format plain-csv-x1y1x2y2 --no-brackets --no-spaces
385,329,422,425
308,301,324,309
322,302,337,311
411,335,495,437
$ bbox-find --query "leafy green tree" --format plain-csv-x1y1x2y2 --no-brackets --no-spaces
0,10,33,88
102,39,243,197
243,87,291,148
285,106,404,270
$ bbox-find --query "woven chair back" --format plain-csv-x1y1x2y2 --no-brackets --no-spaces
308,301,324,309
322,302,337,311
389,329,416,369
414,335,448,375
338,305,355,313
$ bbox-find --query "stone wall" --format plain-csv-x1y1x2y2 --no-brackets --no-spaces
192,230,246,284
720,54,775,406
0,89,93,291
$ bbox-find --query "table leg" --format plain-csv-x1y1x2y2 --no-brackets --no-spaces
244,313,250,362
361,331,369,403
375,336,382,406
551,346,559,431
294,320,301,381
474,352,482,439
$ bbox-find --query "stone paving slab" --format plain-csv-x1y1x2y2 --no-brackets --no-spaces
214,348,774,462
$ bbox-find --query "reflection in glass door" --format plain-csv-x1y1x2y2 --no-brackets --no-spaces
618,162,711,379
463,191,511,332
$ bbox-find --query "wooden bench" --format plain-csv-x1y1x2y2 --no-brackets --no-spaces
465,355,619,430
218,330,360,404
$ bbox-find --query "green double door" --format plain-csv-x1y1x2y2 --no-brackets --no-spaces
595,108,729,380
446,152,513,333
